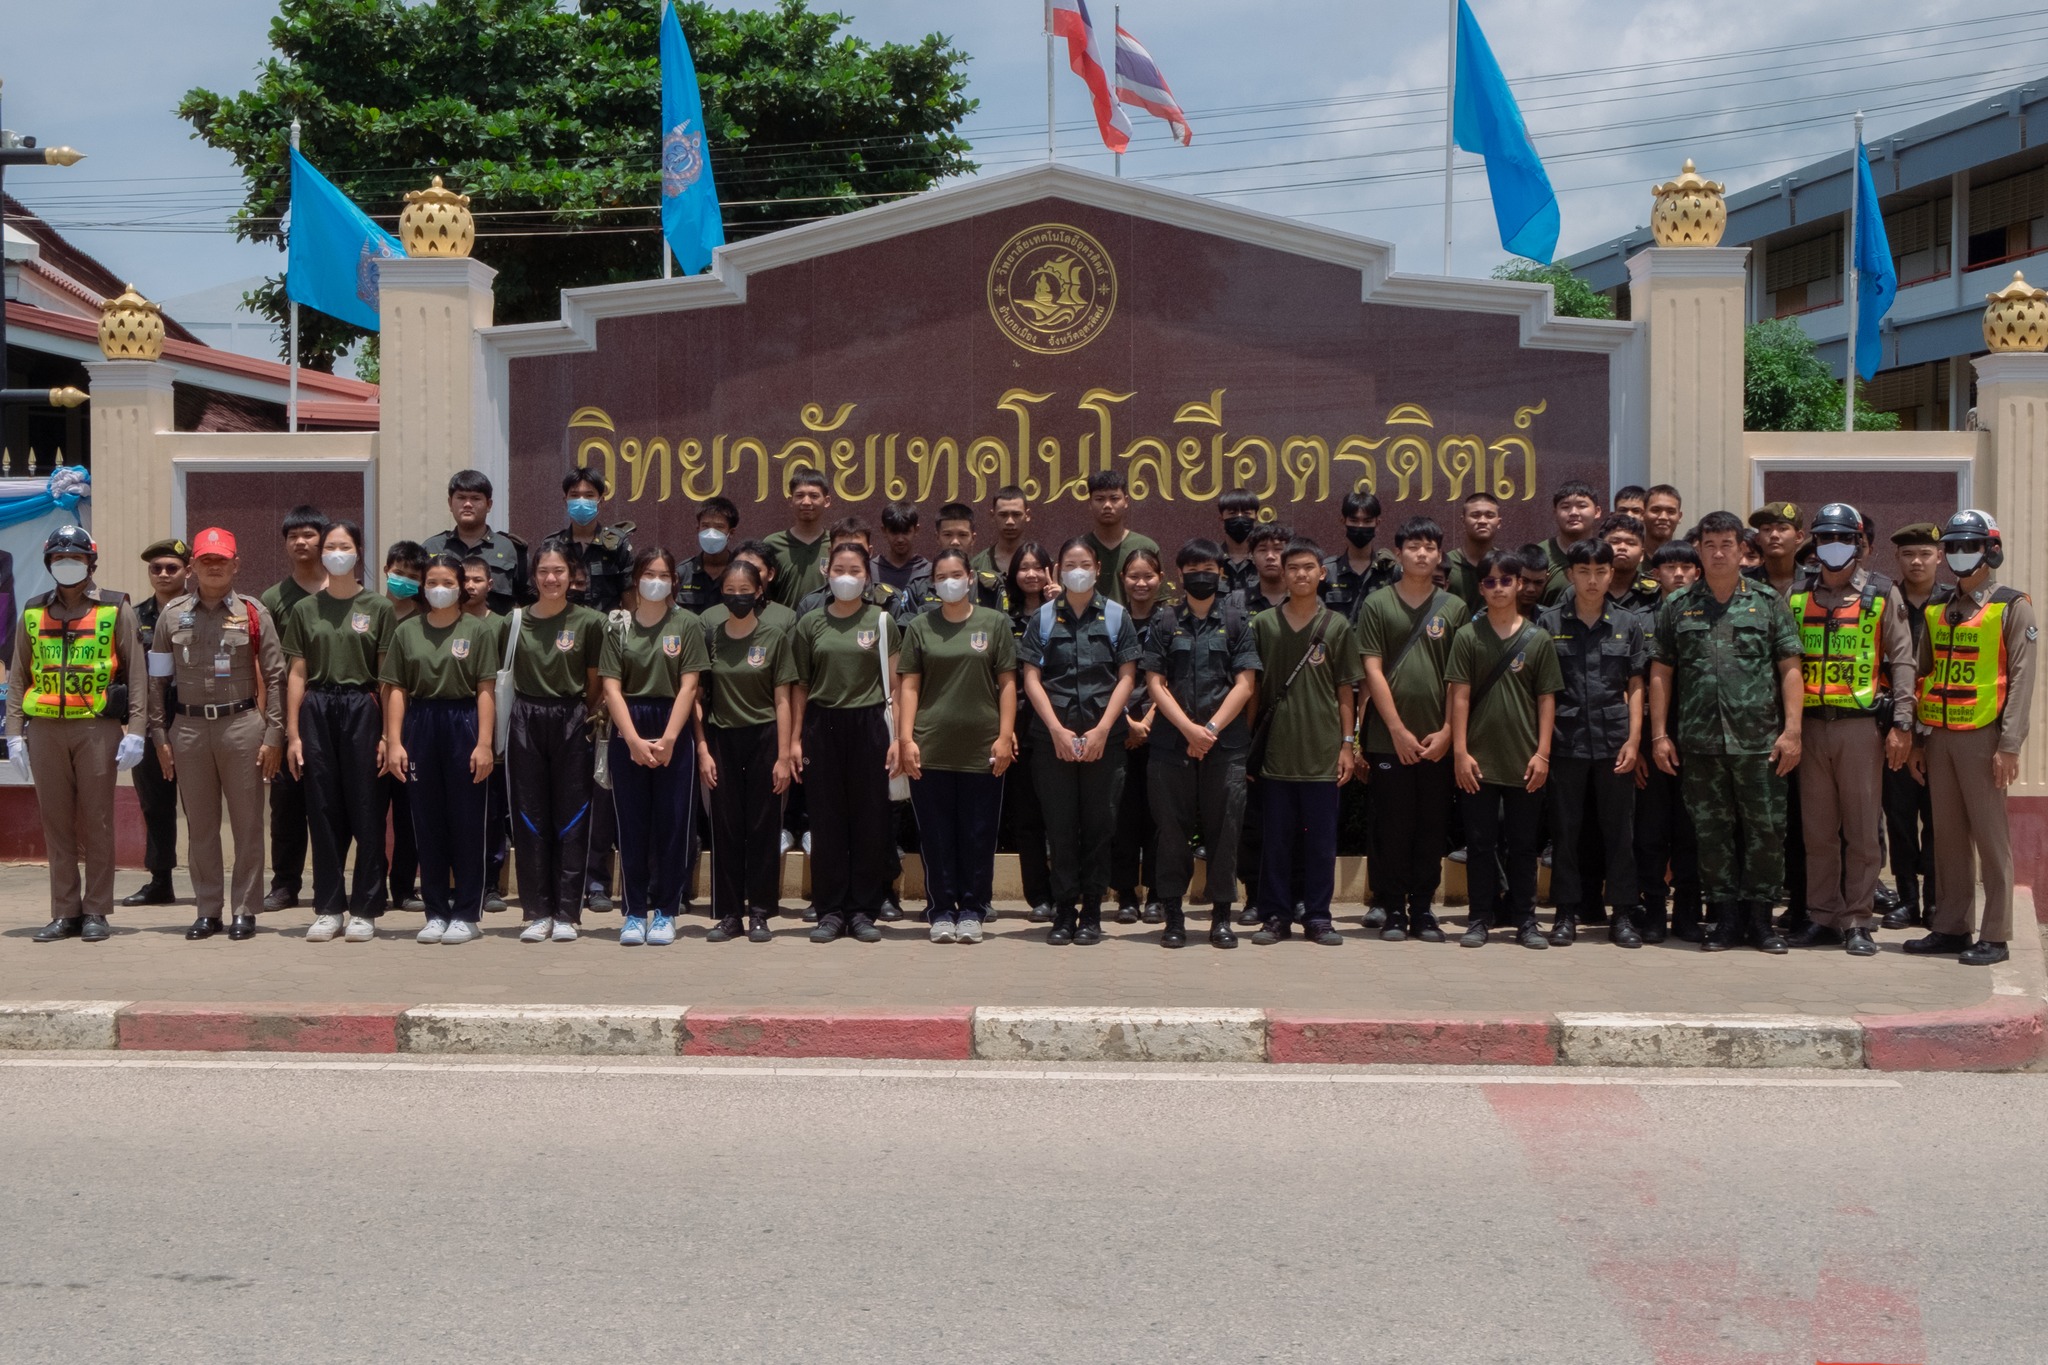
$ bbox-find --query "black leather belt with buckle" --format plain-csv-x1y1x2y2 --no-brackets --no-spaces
175,698,256,720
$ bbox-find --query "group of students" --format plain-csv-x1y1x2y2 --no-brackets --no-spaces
14,463,2032,968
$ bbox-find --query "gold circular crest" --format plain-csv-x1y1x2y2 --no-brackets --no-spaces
987,222,1116,355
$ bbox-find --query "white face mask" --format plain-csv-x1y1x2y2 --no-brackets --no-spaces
1062,567,1097,595
829,574,864,602
48,559,88,587
322,549,359,576
698,528,729,556
1946,550,1985,576
423,584,461,610
934,576,972,604
1813,542,1856,571
637,576,673,602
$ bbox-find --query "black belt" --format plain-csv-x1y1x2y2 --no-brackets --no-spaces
308,682,376,694
175,698,256,720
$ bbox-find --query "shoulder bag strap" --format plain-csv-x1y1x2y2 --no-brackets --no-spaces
1466,622,1536,714
1266,608,1333,714
1380,590,1442,681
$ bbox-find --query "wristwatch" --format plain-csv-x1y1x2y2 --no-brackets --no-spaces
1203,720,1219,737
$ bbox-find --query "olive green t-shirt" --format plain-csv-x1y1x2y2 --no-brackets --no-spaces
261,576,317,629
1357,585,1469,754
1084,529,1161,606
282,588,395,687
1445,618,1564,786
897,605,1017,773
704,616,799,729
699,598,799,634
791,602,892,710
510,603,604,699
1250,606,1364,782
598,606,709,698
379,612,503,702
765,529,829,609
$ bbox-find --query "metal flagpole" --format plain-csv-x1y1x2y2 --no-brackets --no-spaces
288,118,300,434
1843,110,1863,434
1113,6,1122,178
1045,0,1056,162
1442,0,1457,274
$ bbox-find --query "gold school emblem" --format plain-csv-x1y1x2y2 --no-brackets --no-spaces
969,630,989,652
661,634,682,657
746,644,767,668
857,629,878,651
450,637,471,659
987,223,1117,356
555,630,577,652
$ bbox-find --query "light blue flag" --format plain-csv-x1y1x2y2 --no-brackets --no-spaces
1453,0,1559,265
660,1,725,274
286,148,403,332
1852,143,1898,381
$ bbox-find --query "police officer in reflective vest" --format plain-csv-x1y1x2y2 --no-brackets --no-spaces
1784,503,1916,956
1905,510,2037,966
148,528,287,941
7,525,146,942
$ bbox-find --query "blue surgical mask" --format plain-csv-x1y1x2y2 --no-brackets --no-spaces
386,574,420,599
566,497,600,526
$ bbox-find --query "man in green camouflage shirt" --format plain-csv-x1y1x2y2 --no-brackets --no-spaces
1648,510,1804,953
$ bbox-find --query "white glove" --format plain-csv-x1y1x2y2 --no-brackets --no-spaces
8,736,30,784
116,734,145,772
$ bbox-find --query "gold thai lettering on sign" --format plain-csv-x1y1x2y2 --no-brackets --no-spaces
564,391,1548,506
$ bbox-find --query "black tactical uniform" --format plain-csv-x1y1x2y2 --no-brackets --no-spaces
891,569,1009,625
552,521,635,614
422,527,532,615
1320,549,1399,623
676,553,731,613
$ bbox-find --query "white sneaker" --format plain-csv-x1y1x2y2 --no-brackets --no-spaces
305,914,343,943
929,918,957,943
551,919,579,942
441,920,480,945
520,917,555,943
956,917,983,944
647,913,677,946
779,829,794,855
801,830,812,855
416,917,448,944
343,915,376,943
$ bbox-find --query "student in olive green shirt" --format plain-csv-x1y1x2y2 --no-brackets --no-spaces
896,548,1018,943
764,469,833,609
599,547,709,947
508,538,606,943
1081,468,1160,607
284,520,395,941
380,553,502,941
1359,517,1471,940
1448,548,1562,949
791,542,900,943
698,558,798,943
1247,539,1363,946
261,504,330,912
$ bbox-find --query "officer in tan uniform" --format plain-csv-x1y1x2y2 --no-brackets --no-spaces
8,525,146,942
147,527,286,941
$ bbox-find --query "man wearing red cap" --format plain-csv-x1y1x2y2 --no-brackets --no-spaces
145,528,286,941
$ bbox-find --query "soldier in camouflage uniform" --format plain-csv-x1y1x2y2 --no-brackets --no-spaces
1649,510,1805,953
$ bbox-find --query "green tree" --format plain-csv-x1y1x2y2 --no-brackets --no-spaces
179,0,976,371
1491,259,1615,320
1743,318,1900,432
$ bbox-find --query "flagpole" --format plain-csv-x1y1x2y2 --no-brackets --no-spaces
1844,110,1862,434
288,117,300,435
1442,0,1457,274
1045,0,1056,162
1113,6,1122,178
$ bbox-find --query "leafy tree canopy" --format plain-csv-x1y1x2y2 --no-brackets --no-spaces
1743,318,1900,432
179,0,977,371
1491,259,1615,320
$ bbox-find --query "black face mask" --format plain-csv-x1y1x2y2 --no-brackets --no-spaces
1181,571,1221,601
1346,525,1376,549
722,592,757,619
1222,516,1255,545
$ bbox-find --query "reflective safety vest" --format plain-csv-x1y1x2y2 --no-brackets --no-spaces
1917,588,2022,731
1788,583,1883,712
22,603,120,719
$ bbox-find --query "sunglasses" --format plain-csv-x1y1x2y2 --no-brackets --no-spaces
1480,575,1520,589
147,561,187,574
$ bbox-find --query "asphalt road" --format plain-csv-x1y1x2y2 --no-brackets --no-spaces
2,1057,2040,1364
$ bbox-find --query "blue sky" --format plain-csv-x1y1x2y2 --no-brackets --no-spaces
5,0,2044,320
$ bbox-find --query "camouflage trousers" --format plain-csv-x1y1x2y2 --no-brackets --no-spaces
1680,752,1786,905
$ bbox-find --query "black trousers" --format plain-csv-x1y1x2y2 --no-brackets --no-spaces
509,695,595,923
1002,741,1052,907
404,699,489,923
1548,757,1638,914
379,772,416,903
585,783,616,896
1366,753,1453,911
910,768,1004,920
302,687,387,917
1463,783,1543,926
1259,779,1340,925
1882,763,1935,913
1110,742,1156,904
268,765,308,895
803,703,893,920
132,736,178,877
610,699,696,920
1633,763,1699,913
1032,729,1126,906
707,721,784,919
1149,744,1249,908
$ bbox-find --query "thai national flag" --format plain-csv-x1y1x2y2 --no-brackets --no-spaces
1113,24,1192,146
1051,0,1131,153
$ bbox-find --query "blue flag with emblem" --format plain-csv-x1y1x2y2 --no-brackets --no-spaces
1453,0,1559,265
285,148,403,332
1851,141,1898,381
660,0,726,274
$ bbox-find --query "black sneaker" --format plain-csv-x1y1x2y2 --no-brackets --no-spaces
850,913,882,944
1959,939,2009,967
1030,903,1055,923
1305,920,1343,947
261,888,299,912
1459,919,1490,948
705,916,743,943
809,915,846,944
748,912,774,944
1517,920,1549,949
878,895,904,923
1251,919,1290,946
1411,910,1446,944
1362,905,1389,931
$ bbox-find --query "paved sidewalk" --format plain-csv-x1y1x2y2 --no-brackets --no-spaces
0,863,2007,1017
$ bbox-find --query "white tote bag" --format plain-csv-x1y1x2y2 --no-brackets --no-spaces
878,609,911,801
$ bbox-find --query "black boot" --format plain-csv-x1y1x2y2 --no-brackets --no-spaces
1672,892,1704,943
1610,908,1642,949
1701,902,1742,952
1208,905,1238,949
1115,898,1140,925
1459,914,1490,948
1548,911,1577,947
1638,900,1669,945
1073,901,1104,946
1160,900,1186,948
1047,903,1077,946
1751,902,1788,954
121,874,175,907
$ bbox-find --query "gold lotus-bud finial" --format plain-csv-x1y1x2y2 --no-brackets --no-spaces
1650,159,1727,247
1984,271,2048,352
97,283,165,360
399,175,475,258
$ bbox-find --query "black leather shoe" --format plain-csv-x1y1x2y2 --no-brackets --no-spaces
1460,918,1490,948
1236,905,1262,926
228,915,257,941
185,917,223,940
1517,920,1549,949
1411,910,1446,943
1547,912,1577,947
1251,919,1290,946
1362,904,1389,931
1610,914,1642,949
1378,909,1407,943
1142,901,1165,925
1844,926,1878,957
1775,908,1811,936
748,912,774,944
1786,923,1843,948
706,916,743,943
1208,909,1237,949
122,877,175,907
809,915,846,943
1114,901,1140,925
850,913,882,944
1306,920,1343,947
33,917,83,943
1959,940,2010,967
1902,931,1971,956
261,889,298,912
1030,903,1054,923
877,895,904,923
80,914,110,943
1751,904,1788,955
1047,905,1076,946
1638,907,1668,945
1880,903,1920,931
1160,904,1186,949
1873,881,1899,913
